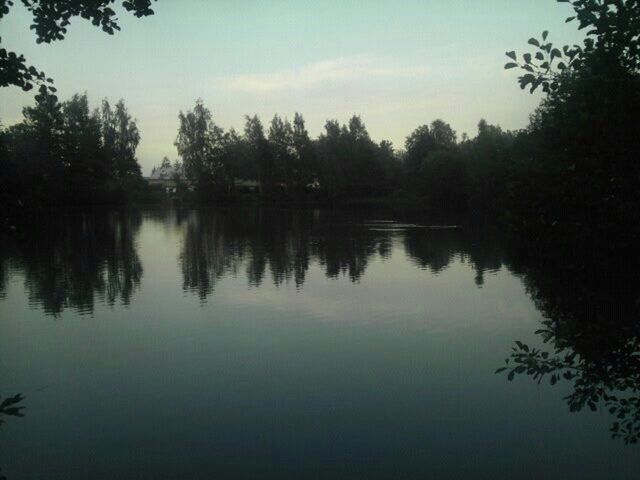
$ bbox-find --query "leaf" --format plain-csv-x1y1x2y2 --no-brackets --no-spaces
504,62,518,69
0,394,24,410
528,38,540,47
505,51,517,61
2,407,24,417
542,30,549,41
508,370,515,381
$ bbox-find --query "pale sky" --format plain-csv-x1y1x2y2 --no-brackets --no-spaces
0,0,583,174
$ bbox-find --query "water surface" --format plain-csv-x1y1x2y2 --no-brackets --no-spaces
0,207,637,479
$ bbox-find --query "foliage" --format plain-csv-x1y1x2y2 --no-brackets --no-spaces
496,0,640,446
0,91,145,229
498,338,640,445
1,211,143,314
505,0,640,93
497,243,640,445
0,0,156,93
169,104,401,201
503,0,640,246
0,393,24,426
314,115,399,199
174,100,228,197
403,120,456,176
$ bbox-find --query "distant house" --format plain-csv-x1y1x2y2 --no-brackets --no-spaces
146,162,261,194
147,163,189,194
233,178,261,193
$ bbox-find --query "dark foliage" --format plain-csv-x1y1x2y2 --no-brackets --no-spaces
0,393,24,426
0,92,146,231
0,0,156,93
0,210,143,316
497,0,640,445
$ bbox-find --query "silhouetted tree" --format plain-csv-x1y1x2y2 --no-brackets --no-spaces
101,99,141,180
0,0,156,94
498,240,640,444
504,0,640,249
175,100,228,197
268,114,294,190
291,112,317,191
244,114,274,193
1,92,145,222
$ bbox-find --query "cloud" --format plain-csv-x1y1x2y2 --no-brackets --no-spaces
216,56,428,94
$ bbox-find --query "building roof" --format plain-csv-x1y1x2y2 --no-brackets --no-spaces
149,163,183,180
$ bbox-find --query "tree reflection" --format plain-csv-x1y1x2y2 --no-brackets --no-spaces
499,247,640,444
404,225,506,286
0,393,25,480
0,211,143,316
179,208,347,297
177,208,508,299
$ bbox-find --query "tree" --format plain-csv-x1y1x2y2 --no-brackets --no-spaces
101,99,141,181
404,120,455,176
60,93,106,201
1,91,145,216
404,125,434,176
404,119,459,204
463,119,514,213
429,119,457,148
19,89,65,197
345,115,385,196
505,0,640,94
175,100,226,196
0,0,157,94
244,114,274,192
316,119,348,198
220,128,252,182
291,112,316,190
268,114,294,189
505,0,640,244
376,140,402,193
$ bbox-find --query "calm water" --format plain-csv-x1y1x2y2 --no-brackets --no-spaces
0,207,638,479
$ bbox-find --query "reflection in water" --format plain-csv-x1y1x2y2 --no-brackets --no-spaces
174,208,508,299
499,248,640,444
0,211,143,316
0,393,24,480
0,208,513,312
403,226,505,286
0,394,24,427
0,208,514,310
1,207,639,478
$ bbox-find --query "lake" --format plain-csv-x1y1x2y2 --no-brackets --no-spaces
0,207,638,479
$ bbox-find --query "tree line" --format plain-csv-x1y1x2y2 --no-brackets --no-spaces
0,91,145,213
169,102,403,200
0,88,518,211
1,0,639,251
160,97,520,213
0,208,504,315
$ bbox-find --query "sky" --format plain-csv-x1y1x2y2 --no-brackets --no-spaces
0,0,583,175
